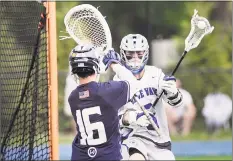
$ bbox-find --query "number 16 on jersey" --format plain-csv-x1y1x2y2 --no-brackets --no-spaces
76,106,107,145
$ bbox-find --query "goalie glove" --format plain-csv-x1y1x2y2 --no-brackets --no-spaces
102,49,121,70
122,110,150,127
161,76,183,106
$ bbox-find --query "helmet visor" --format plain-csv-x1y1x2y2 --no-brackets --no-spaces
125,51,145,60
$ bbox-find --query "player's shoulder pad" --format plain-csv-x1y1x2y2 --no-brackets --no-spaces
145,65,163,77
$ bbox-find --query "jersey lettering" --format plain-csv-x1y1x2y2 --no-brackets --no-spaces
131,87,157,104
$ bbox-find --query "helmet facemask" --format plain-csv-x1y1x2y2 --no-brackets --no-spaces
121,50,149,74
120,34,149,74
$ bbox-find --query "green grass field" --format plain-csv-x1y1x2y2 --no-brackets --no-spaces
171,129,232,141
177,155,232,160
59,130,232,144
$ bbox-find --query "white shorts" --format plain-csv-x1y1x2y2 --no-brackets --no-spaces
122,136,175,160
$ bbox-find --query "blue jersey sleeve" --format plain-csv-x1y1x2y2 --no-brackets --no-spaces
100,80,130,110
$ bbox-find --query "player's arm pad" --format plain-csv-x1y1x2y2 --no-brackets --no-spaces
111,64,140,97
111,64,136,82
163,89,183,107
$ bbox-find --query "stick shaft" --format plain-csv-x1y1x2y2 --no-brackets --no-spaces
171,50,188,75
134,98,161,136
152,50,188,107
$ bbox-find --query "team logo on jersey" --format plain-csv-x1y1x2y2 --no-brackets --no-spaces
131,87,158,104
88,147,97,158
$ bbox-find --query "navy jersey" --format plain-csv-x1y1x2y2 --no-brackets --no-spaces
68,81,130,161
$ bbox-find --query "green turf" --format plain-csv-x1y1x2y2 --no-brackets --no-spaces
176,155,232,160
59,130,232,144
171,130,232,141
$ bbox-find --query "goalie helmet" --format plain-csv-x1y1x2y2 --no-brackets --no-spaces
120,34,149,74
69,44,100,76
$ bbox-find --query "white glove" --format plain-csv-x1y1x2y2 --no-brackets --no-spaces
161,76,178,97
123,110,151,127
137,115,151,127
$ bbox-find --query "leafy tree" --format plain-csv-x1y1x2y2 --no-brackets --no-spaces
172,2,232,114
56,2,80,70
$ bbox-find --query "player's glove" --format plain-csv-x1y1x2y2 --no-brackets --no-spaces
161,75,183,106
102,49,121,70
161,76,178,98
123,110,150,127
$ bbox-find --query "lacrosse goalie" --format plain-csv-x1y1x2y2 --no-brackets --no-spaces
111,34,183,160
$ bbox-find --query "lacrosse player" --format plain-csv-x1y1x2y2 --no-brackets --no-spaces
111,34,183,160
68,43,145,161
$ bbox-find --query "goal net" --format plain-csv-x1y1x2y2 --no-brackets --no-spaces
0,1,58,160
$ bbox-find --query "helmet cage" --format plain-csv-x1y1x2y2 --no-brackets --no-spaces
120,34,149,74
120,49,149,74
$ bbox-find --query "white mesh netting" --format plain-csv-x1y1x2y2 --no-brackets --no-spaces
185,9,214,52
64,4,112,54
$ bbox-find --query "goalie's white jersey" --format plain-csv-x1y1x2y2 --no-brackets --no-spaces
114,65,171,144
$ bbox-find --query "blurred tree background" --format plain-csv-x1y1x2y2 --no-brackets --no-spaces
56,1,232,135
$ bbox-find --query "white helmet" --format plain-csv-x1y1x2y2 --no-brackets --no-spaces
120,34,149,74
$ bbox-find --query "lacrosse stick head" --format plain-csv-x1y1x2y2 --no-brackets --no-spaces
185,9,214,52
64,4,112,56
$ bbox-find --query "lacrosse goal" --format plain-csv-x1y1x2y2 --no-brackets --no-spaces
0,1,58,160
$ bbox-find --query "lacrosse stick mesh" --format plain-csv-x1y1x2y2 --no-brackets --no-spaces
185,9,214,52
64,4,112,54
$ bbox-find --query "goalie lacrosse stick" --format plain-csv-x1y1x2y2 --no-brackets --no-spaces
64,4,112,73
152,9,214,108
